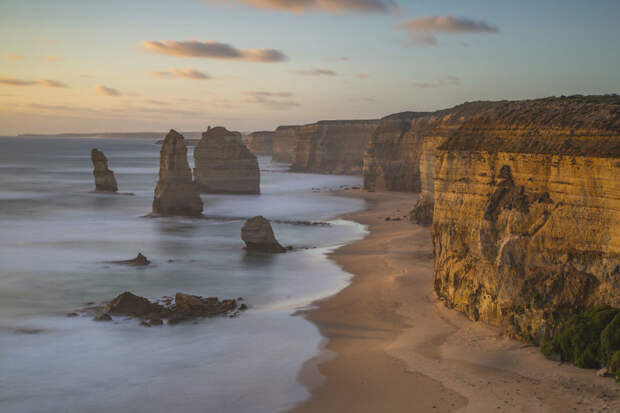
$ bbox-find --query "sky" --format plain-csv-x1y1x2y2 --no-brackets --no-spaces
0,0,619,135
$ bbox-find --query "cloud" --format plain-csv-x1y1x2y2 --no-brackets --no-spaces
295,68,338,77
206,0,399,13
38,37,57,44
245,91,300,110
398,15,498,45
356,73,369,79
94,85,121,96
3,53,21,61
0,77,68,88
150,68,211,80
141,40,287,62
412,76,460,88
44,55,61,62
326,56,349,62
147,99,168,105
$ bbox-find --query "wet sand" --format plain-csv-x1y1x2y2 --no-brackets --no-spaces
289,189,620,413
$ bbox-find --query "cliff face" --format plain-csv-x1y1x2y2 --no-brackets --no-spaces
246,131,275,156
272,125,299,163
91,148,118,192
410,136,446,225
153,130,203,217
432,97,620,344
290,119,379,175
194,127,260,194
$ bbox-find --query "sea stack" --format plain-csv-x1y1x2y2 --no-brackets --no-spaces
246,131,275,156
241,216,286,253
194,126,260,194
91,149,118,192
152,129,203,217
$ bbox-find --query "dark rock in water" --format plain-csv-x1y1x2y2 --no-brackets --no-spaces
93,313,112,322
105,292,164,317
149,317,163,326
91,149,118,192
152,129,203,217
108,253,150,266
172,292,238,321
241,216,286,253
66,312,78,317
239,304,248,311
139,320,152,327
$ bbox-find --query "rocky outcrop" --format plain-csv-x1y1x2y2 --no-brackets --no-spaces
241,216,286,253
152,130,203,217
107,253,150,266
272,125,299,163
247,131,275,156
432,96,620,344
290,120,379,175
410,136,448,225
194,127,260,194
91,149,118,192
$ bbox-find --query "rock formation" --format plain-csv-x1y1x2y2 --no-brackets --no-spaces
241,216,286,253
91,149,118,192
107,253,150,266
432,96,620,344
272,125,299,163
410,136,447,225
152,129,203,217
247,131,275,156
194,126,260,194
290,120,379,175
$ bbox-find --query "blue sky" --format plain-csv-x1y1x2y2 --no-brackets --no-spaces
0,0,619,134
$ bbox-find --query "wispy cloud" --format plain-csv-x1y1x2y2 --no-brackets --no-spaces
147,99,168,105
43,55,61,62
245,91,300,110
295,68,338,77
150,68,211,80
94,85,121,96
141,40,287,62
206,0,399,14
3,53,21,61
38,37,57,44
412,76,460,88
356,73,369,79
398,15,498,45
326,56,349,62
0,77,68,88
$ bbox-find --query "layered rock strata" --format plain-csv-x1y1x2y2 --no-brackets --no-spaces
290,120,379,175
272,125,299,163
194,127,260,194
246,131,275,156
241,216,286,253
432,96,620,344
152,129,203,217
91,148,118,192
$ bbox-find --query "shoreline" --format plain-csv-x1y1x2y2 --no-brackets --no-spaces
288,189,620,412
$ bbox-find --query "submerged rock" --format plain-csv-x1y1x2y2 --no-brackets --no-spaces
93,313,112,322
108,253,150,266
152,129,203,217
241,216,286,253
194,126,260,194
91,148,118,192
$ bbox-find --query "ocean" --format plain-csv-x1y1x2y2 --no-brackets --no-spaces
0,137,367,413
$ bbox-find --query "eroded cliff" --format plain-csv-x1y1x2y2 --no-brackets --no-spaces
272,125,299,163
246,131,275,156
290,119,379,175
432,96,620,343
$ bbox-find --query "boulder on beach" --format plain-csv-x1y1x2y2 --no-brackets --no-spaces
241,216,286,253
194,126,260,194
91,148,118,192
152,129,203,217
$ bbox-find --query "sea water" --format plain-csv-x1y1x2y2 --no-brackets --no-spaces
0,137,367,413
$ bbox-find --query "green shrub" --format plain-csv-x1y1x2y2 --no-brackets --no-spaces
609,351,620,383
601,313,620,364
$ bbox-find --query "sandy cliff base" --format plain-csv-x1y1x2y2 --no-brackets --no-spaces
289,190,620,413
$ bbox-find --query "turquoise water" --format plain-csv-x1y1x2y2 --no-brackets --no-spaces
0,137,367,413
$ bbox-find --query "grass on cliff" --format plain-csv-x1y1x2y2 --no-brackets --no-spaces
542,306,620,382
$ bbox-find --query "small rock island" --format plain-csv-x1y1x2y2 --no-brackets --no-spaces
241,216,286,253
91,148,118,192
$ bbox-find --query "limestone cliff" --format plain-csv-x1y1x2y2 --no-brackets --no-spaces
290,119,379,175
194,126,260,194
272,125,299,163
91,148,118,192
432,96,620,344
152,129,203,217
247,131,275,156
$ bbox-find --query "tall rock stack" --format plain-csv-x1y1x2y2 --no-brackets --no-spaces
194,126,260,194
152,129,203,217
246,131,275,156
91,149,118,192
272,125,299,163
432,96,620,343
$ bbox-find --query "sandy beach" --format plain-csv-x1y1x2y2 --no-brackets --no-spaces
289,190,620,413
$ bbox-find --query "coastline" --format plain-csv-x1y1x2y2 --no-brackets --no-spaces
289,189,620,412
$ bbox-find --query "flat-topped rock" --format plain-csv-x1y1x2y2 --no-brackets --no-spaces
194,126,260,194
272,125,299,163
247,131,275,156
152,129,203,217
91,148,118,192
241,216,286,253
